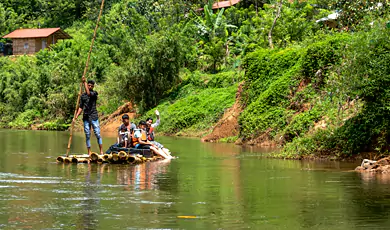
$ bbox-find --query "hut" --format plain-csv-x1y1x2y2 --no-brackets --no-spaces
196,0,242,11
212,0,241,9
2,28,71,55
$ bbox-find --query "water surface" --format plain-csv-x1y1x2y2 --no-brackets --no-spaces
0,129,389,229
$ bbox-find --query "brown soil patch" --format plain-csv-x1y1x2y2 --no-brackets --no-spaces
97,102,137,132
201,83,244,142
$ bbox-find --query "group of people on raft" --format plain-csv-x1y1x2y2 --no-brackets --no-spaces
73,77,173,160
117,112,172,159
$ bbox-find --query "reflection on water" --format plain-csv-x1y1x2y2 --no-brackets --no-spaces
1,130,390,229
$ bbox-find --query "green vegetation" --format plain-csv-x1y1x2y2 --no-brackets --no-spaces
141,71,242,136
1,0,390,158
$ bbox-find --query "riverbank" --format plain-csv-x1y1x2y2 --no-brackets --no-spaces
140,25,390,160
2,28,390,161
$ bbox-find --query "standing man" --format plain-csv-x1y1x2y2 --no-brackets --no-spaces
74,77,103,155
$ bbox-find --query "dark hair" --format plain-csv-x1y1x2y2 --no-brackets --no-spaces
87,80,95,85
122,114,129,120
146,117,153,122
139,120,147,126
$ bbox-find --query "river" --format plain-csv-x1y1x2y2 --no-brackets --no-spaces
0,129,389,229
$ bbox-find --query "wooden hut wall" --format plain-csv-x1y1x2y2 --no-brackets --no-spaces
12,38,37,55
11,33,64,55
50,34,58,45
35,38,42,52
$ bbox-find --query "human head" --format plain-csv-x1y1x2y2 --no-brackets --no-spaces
139,120,147,129
146,117,153,126
122,114,130,125
87,80,95,91
120,124,127,131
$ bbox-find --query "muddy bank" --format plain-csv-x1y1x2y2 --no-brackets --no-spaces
355,157,390,173
202,83,244,143
72,102,137,132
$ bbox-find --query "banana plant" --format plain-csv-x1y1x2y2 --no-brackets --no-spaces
193,0,236,43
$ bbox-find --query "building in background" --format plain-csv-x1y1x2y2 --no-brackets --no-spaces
2,28,71,55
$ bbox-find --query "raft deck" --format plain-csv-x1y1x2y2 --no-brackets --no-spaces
57,146,159,164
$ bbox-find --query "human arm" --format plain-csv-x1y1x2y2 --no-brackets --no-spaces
117,133,121,144
73,107,83,122
135,130,155,146
73,94,85,122
82,77,90,96
151,110,160,128
138,137,151,145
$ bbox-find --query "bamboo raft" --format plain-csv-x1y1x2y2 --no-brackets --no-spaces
57,146,161,164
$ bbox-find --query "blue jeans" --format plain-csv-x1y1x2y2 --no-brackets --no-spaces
83,119,103,148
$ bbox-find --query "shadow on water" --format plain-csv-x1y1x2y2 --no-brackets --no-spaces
2,130,390,229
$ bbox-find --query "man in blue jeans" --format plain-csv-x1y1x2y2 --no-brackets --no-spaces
74,77,103,155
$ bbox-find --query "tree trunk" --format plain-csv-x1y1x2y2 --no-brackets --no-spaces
268,0,283,49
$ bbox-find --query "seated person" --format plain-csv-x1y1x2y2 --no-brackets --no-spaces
133,120,172,159
146,125,171,156
121,114,137,132
146,110,171,156
118,124,130,148
116,114,137,147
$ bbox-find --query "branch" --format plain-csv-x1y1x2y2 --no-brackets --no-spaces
268,0,283,49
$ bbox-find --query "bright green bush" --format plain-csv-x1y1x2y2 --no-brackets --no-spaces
143,86,237,135
8,109,41,129
280,23,390,157
141,71,240,135
239,33,351,150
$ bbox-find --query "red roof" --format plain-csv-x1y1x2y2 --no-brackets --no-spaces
3,28,71,39
212,0,241,9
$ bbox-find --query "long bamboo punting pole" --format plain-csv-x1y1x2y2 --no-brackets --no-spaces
66,0,106,157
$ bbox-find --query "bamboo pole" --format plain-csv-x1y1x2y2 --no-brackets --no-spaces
56,156,65,162
111,153,119,162
66,0,106,157
97,157,104,163
90,152,100,162
71,157,78,163
103,154,111,161
118,151,127,161
58,154,159,164
127,154,143,164
64,157,72,164
76,158,90,163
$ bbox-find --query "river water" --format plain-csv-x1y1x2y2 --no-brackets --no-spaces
0,129,389,229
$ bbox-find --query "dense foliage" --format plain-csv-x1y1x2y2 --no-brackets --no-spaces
1,0,390,157
141,71,242,136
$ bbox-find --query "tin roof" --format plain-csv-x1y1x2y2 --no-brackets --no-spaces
3,28,71,39
197,0,241,11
